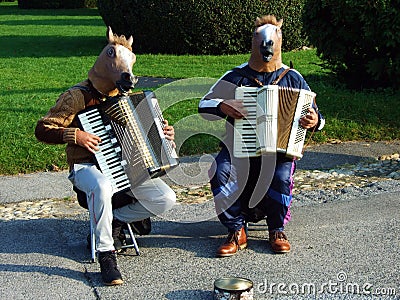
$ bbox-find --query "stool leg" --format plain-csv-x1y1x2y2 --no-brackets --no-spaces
125,223,140,256
90,217,96,263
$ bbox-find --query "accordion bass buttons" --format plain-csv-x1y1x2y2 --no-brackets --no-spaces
104,125,116,144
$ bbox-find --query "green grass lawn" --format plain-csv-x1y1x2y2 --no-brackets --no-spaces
0,2,399,175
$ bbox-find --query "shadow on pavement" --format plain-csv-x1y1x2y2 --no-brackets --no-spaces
298,151,371,170
165,289,213,300
0,218,90,283
120,220,275,259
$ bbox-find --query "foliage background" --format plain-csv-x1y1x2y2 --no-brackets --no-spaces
97,0,308,54
303,0,400,89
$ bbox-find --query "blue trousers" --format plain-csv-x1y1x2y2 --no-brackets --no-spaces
209,146,296,232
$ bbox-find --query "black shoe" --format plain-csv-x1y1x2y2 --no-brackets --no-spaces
98,251,123,286
129,217,152,235
112,219,125,252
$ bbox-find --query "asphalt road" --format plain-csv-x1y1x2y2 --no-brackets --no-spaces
0,141,399,299
0,192,398,300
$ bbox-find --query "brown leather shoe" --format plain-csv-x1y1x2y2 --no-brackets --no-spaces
269,231,291,253
216,227,247,257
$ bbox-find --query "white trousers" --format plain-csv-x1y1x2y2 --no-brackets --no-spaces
68,163,176,252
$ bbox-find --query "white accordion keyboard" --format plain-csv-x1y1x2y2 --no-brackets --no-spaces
234,85,315,159
78,108,131,193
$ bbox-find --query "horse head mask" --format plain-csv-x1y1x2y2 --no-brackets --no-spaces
249,15,283,72
88,27,137,97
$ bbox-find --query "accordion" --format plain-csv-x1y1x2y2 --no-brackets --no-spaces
233,85,316,159
77,90,179,194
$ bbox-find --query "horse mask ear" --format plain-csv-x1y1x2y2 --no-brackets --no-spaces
127,35,133,47
106,26,133,48
277,19,283,29
107,26,114,43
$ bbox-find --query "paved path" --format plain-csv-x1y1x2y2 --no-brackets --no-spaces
0,141,398,299
0,189,398,299
0,74,399,300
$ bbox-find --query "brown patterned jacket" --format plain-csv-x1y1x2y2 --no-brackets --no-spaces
35,79,104,170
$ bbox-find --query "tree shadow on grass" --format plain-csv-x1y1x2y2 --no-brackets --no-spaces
0,35,106,58
0,4,100,17
0,19,103,27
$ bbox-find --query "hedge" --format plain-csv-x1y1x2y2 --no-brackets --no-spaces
97,0,308,55
303,0,400,89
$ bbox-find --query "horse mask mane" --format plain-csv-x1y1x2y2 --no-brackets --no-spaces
248,15,283,73
88,27,137,97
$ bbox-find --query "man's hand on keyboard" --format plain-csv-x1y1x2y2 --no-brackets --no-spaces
163,120,176,149
76,129,101,153
220,100,248,119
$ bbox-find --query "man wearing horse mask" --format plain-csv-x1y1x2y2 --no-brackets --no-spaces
199,15,325,257
35,27,176,285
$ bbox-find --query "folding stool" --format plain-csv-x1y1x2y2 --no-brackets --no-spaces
73,187,140,262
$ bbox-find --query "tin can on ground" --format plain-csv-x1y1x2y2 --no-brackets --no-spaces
213,277,254,300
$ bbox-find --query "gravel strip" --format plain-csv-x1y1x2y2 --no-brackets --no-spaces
0,154,398,221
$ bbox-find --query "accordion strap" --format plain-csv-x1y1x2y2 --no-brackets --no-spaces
233,61,294,87
72,81,104,107
271,68,291,85
271,61,294,85
232,67,264,87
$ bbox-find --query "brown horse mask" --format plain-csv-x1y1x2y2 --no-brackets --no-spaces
88,27,137,97
248,15,283,73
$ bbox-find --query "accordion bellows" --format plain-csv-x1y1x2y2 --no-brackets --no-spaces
234,85,315,159
78,91,179,194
